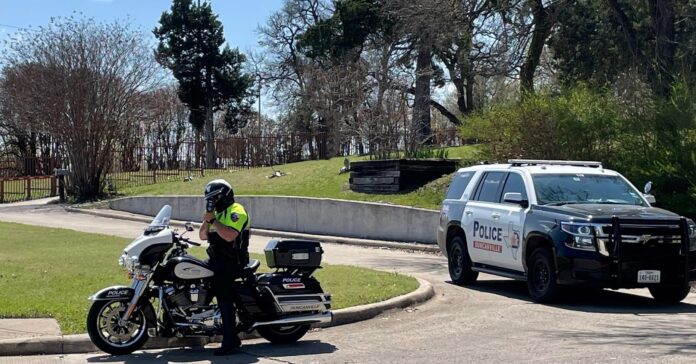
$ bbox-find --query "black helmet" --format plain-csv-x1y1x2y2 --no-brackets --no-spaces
204,179,234,212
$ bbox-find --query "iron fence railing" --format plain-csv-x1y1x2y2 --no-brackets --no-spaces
0,128,466,202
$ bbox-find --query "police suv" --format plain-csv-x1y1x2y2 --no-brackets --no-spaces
437,159,696,303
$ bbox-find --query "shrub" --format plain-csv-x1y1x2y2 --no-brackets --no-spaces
461,83,696,218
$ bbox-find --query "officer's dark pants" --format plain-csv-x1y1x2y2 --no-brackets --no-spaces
207,257,242,348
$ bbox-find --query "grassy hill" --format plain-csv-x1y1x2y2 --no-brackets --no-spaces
122,145,482,210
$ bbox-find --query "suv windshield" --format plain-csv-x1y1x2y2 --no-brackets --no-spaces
533,174,645,206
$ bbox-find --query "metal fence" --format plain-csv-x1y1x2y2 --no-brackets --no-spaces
0,175,57,203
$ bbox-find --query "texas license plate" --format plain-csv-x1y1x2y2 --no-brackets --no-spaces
637,270,661,283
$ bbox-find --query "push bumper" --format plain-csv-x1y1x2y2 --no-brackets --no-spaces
556,251,696,288
555,217,696,288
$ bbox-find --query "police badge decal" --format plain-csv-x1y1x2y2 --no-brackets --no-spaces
504,222,521,260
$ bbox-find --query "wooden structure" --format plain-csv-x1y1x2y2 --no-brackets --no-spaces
349,159,459,193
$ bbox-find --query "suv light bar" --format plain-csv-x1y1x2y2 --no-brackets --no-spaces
508,159,603,168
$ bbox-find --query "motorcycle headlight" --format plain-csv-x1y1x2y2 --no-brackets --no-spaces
118,254,127,268
561,222,597,251
119,255,140,271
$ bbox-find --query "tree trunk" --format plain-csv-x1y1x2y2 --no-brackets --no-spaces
205,102,216,168
413,40,433,147
520,0,555,95
649,0,676,96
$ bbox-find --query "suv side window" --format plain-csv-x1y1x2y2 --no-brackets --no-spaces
445,172,474,200
473,172,505,202
500,173,528,202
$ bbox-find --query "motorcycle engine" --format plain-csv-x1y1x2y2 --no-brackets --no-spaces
165,282,210,310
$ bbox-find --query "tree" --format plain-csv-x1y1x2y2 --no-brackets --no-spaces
519,0,563,94
154,0,254,167
142,85,192,169
551,0,694,96
258,0,330,134
2,16,160,200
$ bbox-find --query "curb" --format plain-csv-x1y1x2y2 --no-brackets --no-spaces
0,279,434,356
65,207,442,253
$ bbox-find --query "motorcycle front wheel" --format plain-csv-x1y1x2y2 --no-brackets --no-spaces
257,324,310,344
86,300,150,355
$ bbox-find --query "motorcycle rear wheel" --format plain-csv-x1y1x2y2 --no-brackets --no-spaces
257,324,310,344
87,300,150,355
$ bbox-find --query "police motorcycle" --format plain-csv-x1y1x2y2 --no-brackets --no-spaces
86,205,332,355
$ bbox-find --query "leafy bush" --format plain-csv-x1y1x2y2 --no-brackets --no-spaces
461,83,696,218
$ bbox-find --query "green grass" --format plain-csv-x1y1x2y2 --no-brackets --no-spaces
122,145,482,210
0,221,419,334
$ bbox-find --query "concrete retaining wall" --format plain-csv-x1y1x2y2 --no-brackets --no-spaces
109,196,439,244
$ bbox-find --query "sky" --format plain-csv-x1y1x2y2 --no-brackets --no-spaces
0,0,286,116
0,0,284,54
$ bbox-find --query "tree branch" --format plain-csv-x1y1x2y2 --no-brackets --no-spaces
430,99,462,125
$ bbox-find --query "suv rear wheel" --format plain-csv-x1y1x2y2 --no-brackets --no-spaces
448,236,478,285
527,248,559,303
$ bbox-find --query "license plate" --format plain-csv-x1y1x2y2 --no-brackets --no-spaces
292,252,309,260
637,270,661,283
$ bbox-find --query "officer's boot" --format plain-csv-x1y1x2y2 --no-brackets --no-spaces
214,301,241,356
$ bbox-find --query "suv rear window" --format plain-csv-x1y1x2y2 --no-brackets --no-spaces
445,172,474,200
474,172,505,202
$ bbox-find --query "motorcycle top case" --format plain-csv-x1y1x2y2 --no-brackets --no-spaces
264,239,323,268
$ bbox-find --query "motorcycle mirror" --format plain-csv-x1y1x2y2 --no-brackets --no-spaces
184,221,195,232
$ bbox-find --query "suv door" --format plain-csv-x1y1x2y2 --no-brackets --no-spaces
490,172,528,272
464,171,506,266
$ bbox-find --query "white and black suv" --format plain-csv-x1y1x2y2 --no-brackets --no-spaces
436,159,696,303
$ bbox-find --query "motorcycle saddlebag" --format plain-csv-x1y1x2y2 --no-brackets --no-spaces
264,239,323,269
256,272,331,313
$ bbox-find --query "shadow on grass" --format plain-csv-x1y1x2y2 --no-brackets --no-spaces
87,340,337,363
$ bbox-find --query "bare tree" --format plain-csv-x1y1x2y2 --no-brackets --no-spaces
142,85,192,170
2,17,161,200
258,0,331,133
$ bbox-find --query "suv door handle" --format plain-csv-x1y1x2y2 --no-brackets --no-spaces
491,213,501,220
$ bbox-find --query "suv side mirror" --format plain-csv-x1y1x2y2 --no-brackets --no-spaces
503,192,528,207
644,194,656,204
184,221,195,232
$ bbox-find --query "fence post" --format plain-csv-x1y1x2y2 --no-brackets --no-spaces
50,176,57,197
153,170,157,184
25,176,31,200
0,179,4,203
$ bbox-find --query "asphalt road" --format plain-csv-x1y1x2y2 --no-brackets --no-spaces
2,201,696,363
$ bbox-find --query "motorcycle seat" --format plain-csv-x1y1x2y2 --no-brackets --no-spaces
244,259,260,275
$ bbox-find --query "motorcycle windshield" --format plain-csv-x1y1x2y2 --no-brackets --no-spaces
148,205,172,230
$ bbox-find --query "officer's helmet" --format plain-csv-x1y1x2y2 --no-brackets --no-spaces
204,179,234,212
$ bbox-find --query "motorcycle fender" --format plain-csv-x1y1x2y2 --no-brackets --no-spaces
88,285,134,301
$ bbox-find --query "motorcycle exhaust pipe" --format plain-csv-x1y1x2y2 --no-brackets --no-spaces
249,311,333,332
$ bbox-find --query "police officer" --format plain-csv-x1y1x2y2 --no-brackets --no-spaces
198,179,250,356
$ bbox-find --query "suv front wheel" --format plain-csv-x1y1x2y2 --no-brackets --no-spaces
648,282,690,304
527,248,559,303
448,236,478,285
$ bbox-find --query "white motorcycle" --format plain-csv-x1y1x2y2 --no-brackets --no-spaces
86,205,332,355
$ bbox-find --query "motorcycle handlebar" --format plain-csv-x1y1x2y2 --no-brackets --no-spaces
174,233,202,247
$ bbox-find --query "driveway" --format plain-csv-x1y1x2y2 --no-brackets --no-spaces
1,201,696,363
